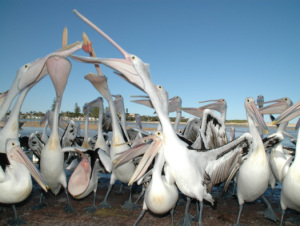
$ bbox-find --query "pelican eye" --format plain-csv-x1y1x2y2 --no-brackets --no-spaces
131,56,136,60
24,64,29,68
157,132,161,136
12,142,15,146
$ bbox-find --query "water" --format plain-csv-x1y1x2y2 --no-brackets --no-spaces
19,122,297,147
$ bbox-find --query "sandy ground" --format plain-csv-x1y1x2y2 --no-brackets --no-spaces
1,177,299,226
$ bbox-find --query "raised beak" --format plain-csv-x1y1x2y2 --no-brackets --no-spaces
46,56,72,100
11,145,48,192
246,98,269,134
259,98,290,115
272,100,300,125
72,10,145,91
169,96,181,113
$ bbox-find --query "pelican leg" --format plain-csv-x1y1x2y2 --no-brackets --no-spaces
98,184,113,208
84,191,97,213
115,183,125,194
179,197,193,226
63,188,75,213
170,207,175,226
134,187,145,205
234,204,243,226
260,195,278,222
7,205,26,225
280,209,285,226
31,191,46,210
122,184,139,210
197,201,204,226
134,209,146,226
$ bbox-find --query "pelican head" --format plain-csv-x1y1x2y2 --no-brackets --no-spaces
72,10,152,94
272,100,300,125
198,98,227,114
245,97,268,135
5,139,48,193
0,42,82,121
259,97,293,115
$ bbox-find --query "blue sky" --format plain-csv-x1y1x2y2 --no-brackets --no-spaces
0,0,299,122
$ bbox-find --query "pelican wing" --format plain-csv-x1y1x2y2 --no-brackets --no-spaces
262,132,284,151
203,137,250,193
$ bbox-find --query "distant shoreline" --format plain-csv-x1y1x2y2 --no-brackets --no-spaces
20,121,296,130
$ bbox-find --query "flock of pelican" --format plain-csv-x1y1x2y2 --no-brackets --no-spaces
0,9,299,226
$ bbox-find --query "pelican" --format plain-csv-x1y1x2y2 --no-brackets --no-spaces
113,94,131,142
114,84,179,225
0,40,82,122
231,97,279,225
62,146,111,212
0,138,48,225
272,100,300,226
71,10,257,225
33,56,75,213
182,99,228,150
259,97,294,183
81,98,103,149
84,73,136,209
0,90,8,109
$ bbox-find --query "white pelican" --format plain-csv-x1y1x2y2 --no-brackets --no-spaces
182,99,228,150
0,41,82,122
113,94,131,142
272,100,300,225
33,56,75,213
232,97,276,225
70,10,258,225
0,138,48,225
114,84,179,225
84,73,136,209
259,97,294,184
62,146,111,212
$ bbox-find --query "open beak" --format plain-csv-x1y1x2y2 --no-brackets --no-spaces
259,98,290,115
67,149,91,197
245,98,269,134
11,145,48,192
272,101,300,125
72,10,145,91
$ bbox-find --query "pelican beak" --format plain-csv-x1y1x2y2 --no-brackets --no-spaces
128,134,162,185
259,98,289,115
168,96,181,113
68,150,91,197
272,101,300,125
112,133,162,185
10,145,48,192
84,73,111,101
131,96,154,109
246,98,269,134
198,99,225,113
72,10,145,91
181,107,204,118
